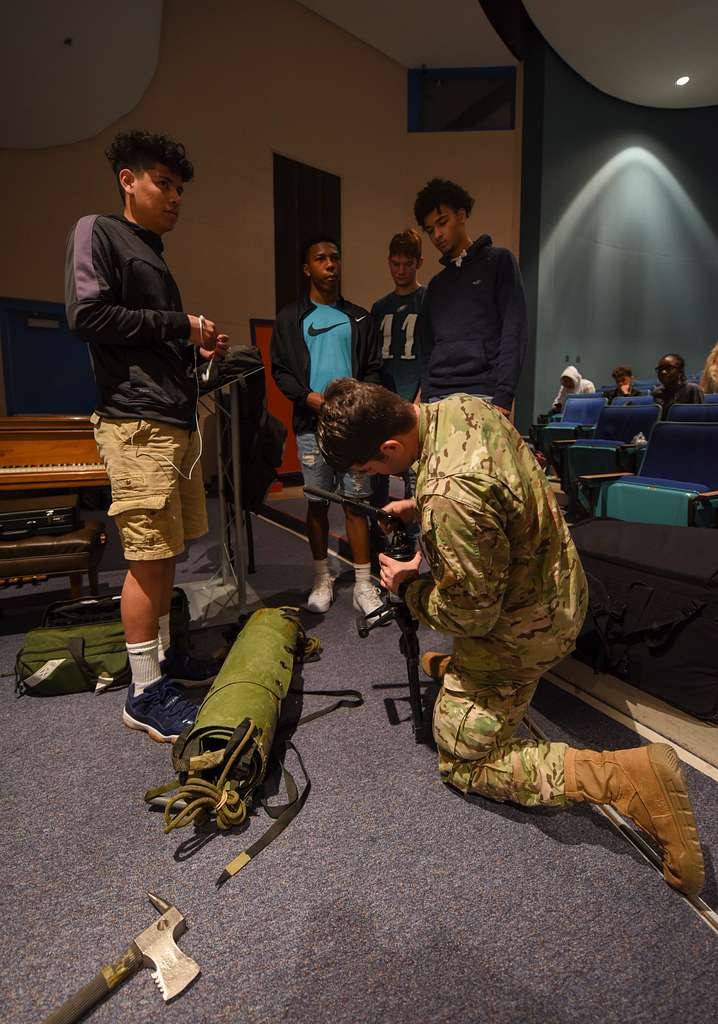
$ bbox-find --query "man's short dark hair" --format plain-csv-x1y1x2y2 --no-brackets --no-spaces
389,228,422,261
105,130,194,199
612,365,633,381
414,178,474,227
301,235,341,265
317,379,416,470
660,353,685,371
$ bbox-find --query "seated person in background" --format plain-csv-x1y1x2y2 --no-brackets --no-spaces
652,353,703,418
551,364,595,412
607,364,641,402
700,341,718,394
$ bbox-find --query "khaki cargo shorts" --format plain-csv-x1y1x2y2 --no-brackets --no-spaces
92,413,208,561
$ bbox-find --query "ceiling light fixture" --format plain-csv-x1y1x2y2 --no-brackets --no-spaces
675,76,690,86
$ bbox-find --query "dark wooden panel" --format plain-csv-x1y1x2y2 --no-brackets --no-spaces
273,154,341,312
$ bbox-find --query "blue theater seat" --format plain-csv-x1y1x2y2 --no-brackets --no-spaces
667,403,718,422
561,403,661,503
610,394,657,406
540,395,607,464
703,393,718,404
579,421,718,527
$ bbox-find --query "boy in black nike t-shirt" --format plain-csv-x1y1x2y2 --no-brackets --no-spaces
270,237,384,618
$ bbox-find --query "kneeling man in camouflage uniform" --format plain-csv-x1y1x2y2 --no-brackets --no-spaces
317,380,704,895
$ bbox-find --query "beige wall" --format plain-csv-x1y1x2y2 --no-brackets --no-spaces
0,0,521,352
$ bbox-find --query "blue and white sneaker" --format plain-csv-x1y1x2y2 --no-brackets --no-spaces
160,646,224,689
122,677,198,743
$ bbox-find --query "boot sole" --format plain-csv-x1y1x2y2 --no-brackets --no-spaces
647,743,705,895
421,654,451,680
122,709,178,744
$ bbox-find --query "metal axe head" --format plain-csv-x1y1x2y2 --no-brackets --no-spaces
132,892,201,1002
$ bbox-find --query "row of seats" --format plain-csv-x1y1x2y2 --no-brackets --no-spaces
611,394,718,408
599,385,654,397
529,396,718,528
598,374,703,393
541,394,718,459
578,422,718,528
551,392,718,411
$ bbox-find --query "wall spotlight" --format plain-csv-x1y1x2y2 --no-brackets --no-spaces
675,76,690,86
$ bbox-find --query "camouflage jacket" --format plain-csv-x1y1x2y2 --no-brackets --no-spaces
404,395,587,658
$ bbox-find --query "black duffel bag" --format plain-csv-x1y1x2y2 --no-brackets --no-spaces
571,519,718,721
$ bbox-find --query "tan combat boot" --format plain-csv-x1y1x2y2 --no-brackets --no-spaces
564,744,704,895
421,651,451,680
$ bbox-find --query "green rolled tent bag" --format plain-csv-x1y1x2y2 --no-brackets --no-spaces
146,606,318,883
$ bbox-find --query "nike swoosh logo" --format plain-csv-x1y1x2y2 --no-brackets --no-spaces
307,322,345,337
355,315,367,322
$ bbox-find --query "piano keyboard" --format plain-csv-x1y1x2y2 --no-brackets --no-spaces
0,463,105,473
0,417,109,491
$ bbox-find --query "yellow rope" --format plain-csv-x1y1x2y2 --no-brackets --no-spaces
163,720,257,833
304,636,321,660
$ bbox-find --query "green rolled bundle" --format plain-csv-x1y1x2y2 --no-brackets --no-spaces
145,606,305,868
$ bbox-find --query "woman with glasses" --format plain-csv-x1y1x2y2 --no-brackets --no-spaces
652,353,704,418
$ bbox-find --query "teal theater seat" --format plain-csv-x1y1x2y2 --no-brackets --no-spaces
561,404,661,511
580,422,718,527
540,395,607,468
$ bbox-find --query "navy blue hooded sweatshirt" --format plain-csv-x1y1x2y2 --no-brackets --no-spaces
417,234,528,409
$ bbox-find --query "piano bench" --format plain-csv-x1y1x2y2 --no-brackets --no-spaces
0,519,107,598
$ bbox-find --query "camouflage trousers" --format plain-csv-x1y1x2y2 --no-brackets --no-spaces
432,636,569,807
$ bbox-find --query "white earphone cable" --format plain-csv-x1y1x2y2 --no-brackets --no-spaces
129,313,205,480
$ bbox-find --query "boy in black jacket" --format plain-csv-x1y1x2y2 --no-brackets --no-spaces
270,237,384,617
65,130,228,743
414,178,527,416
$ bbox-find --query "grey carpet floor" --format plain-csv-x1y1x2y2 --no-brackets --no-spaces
1,505,716,1024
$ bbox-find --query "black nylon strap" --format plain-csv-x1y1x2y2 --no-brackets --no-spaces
65,637,99,688
288,686,364,726
216,740,310,885
622,599,704,648
215,686,363,885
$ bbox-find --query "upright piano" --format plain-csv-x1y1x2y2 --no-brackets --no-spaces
0,416,109,593
0,415,108,492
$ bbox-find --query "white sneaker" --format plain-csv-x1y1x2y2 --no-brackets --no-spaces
307,576,334,613
353,581,384,617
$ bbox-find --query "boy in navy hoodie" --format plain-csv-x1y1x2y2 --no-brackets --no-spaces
414,178,527,416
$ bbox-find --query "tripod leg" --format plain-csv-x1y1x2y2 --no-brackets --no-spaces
406,655,431,744
398,609,431,744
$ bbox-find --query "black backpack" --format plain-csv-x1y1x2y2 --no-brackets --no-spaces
571,519,718,721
